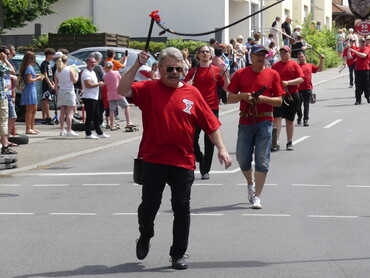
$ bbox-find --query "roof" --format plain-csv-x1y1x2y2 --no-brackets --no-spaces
332,2,355,16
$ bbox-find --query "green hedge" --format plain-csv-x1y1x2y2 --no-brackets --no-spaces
130,38,206,54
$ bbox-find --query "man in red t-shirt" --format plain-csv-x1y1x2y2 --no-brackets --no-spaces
272,46,304,151
117,47,232,270
184,45,230,180
342,39,358,88
296,51,324,126
349,38,370,105
228,45,285,209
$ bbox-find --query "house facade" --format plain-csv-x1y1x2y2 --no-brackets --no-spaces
3,0,333,47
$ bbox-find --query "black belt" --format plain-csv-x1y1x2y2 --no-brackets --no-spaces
239,111,273,118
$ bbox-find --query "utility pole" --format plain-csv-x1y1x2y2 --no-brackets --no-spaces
0,0,4,31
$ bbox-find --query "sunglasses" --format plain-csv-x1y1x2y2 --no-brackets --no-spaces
166,66,182,73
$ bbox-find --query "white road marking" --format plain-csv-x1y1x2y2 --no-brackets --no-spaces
293,136,310,145
237,183,277,186
346,185,370,188
20,168,242,177
0,212,34,215
0,184,20,186
49,213,97,216
82,183,120,186
32,184,70,187
308,215,358,219
242,214,290,217
324,119,343,129
191,213,224,216
193,183,223,186
292,184,331,187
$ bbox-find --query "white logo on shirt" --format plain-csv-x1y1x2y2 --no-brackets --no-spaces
183,99,194,114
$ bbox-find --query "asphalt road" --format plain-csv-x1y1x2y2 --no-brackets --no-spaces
1,70,370,277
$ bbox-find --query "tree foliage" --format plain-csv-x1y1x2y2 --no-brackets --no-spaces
2,0,59,30
57,17,97,34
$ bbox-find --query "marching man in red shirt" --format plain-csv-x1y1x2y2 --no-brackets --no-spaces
296,51,324,126
227,45,285,209
184,45,230,180
349,38,370,105
118,47,232,270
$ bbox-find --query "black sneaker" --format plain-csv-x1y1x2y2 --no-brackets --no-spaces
171,256,189,270
201,173,210,180
297,119,302,125
136,236,150,260
303,120,309,127
355,101,361,105
286,141,294,151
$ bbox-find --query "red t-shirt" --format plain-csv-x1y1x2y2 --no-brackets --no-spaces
342,46,357,67
298,63,319,91
227,67,285,125
131,80,221,170
272,60,305,94
354,46,370,70
184,65,224,110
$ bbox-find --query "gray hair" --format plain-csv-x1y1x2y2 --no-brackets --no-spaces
88,51,103,61
158,47,184,66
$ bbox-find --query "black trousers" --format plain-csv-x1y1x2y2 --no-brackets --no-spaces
138,161,194,258
297,89,312,121
348,63,355,86
82,98,103,136
354,70,370,103
194,109,219,175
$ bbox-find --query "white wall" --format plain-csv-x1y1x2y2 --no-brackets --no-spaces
4,0,92,35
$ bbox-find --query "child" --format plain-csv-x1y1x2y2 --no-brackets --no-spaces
40,48,56,125
104,61,136,130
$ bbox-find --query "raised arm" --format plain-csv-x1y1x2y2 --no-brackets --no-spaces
117,51,150,98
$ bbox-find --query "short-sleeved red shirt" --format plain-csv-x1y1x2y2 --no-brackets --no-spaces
132,80,221,170
342,46,358,67
272,60,305,94
227,67,285,125
298,63,319,91
354,46,370,70
184,65,224,110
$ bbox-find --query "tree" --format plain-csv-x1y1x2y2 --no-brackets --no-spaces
2,0,59,30
57,17,97,34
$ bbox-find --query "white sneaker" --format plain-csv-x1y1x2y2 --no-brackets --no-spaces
67,131,79,137
85,134,99,139
98,133,110,138
252,196,263,209
248,184,255,203
60,130,67,136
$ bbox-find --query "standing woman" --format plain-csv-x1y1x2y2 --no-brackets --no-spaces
54,54,79,136
19,51,43,134
336,29,345,58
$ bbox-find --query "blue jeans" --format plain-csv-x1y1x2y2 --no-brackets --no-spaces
236,121,273,173
283,38,290,46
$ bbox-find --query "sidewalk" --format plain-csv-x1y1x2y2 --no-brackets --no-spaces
1,65,345,176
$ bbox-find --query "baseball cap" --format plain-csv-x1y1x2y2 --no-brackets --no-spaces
250,45,268,54
295,25,302,29
237,35,244,40
247,37,255,42
105,61,113,68
54,51,63,58
279,46,291,52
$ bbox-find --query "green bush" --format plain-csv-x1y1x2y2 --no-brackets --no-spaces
129,38,206,54
57,17,97,34
301,15,342,68
33,34,49,50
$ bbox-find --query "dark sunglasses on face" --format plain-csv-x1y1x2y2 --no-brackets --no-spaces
166,66,182,73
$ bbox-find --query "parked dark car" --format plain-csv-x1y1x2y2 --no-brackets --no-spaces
11,53,86,121
70,46,157,81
